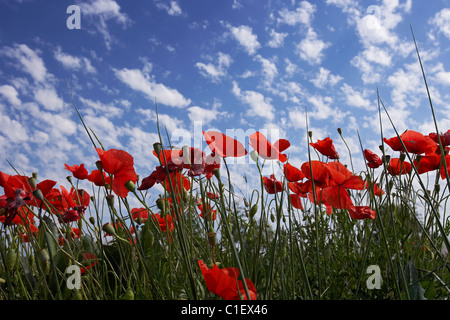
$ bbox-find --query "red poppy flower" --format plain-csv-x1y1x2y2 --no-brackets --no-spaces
263,174,283,194
288,181,308,197
80,253,98,275
95,148,138,198
64,163,88,180
383,130,436,154
289,193,304,210
131,207,149,222
203,153,221,179
0,188,32,225
197,201,217,221
300,161,330,188
429,130,450,147
387,158,412,176
138,166,167,191
197,260,257,300
283,162,305,182
249,131,289,162
203,131,248,158
152,213,174,232
310,137,339,159
87,169,112,187
413,153,441,174
153,148,184,171
363,149,382,169
321,162,366,210
162,171,190,194
348,206,376,220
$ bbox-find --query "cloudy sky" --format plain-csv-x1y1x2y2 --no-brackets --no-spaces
1,0,450,202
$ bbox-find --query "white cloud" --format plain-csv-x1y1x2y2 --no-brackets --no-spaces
310,67,343,88
254,55,278,86
79,97,124,118
429,8,450,40
136,108,184,135
0,43,47,83
267,29,288,48
54,47,97,73
229,25,261,55
231,81,275,121
195,52,232,83
155,0,182,16
277,1,316,26
295,28,330,65
187,106,228,126
341,83,373,110
114,67,191,108
431,63,450,86
33,86,65,111
78,0,132,49
0,84,21,106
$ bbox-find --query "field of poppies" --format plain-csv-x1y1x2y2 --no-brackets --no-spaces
0,39,449,301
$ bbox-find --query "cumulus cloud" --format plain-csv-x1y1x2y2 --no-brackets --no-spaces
295,28,330,65
267,29,288,48
114,67,191,108
277,1,316,26
228,25,261,55
53,47,97,74
231,81,275,121
154,0,182,16
0,84,21,106
78,0,132,49
195,52,232,83
429,8,450,40
310,67,343,88
0,43,47,83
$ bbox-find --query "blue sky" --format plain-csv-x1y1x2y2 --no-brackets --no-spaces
1,0,450,204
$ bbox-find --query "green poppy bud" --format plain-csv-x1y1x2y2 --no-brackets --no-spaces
125,180,135,192
337,128,342,135
95,160,103,171
66,175,73,184
5,249,17,271
249,204,258,218
32,189,44,201
89,216,96,225
153,142,162,155
28,177,37,189
106,194,115,207
122,288,134,300
102,223,116,236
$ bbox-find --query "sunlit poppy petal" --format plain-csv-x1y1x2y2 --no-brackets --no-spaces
203,131,247,158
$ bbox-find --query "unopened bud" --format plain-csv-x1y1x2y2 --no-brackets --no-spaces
66,175,73,184
337,128,342,135
125,180,135,192
399,152,406,162
89,216,96,225
32,189,44,201
213,168,220,180
102,223,116,236
5,249,17,271
249,204,258,218
95,161,103,171
153,142,162,155
28,177,37,189
250,150,259,163
106,194,115,207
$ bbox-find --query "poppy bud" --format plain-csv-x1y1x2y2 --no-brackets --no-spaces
153,142,162,155
125,180,135,192
5,249,17,271
434,183,440,193
399,152,406,162
337,128,342,135
32,172,38,179
89,216,96,225
156,198,166,213
36,248,50,263
122,288,134,300
28,177,37,189
308,131,313,138
243,198,249,208
270,213,275,223
249,204,258,218
207,225,217,247
95,161,103,171
250,150,259,163
66,175,73,184
106,194,114,207
102,223,116,236
32,189,44,201
213,168,221,180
